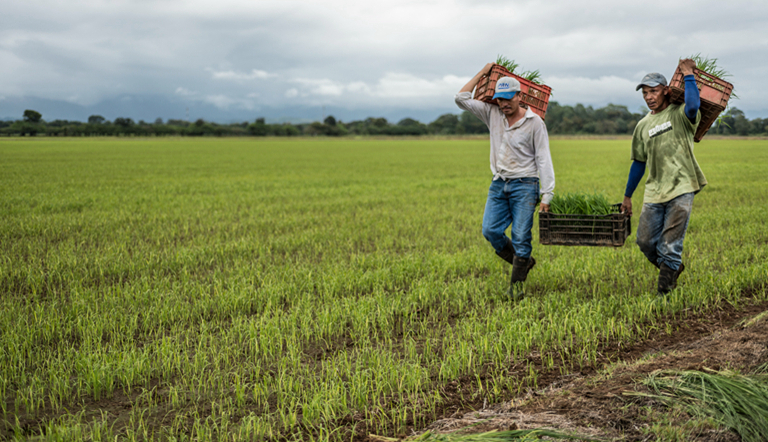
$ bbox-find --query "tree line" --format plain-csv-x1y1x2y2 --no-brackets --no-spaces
2,104,765,137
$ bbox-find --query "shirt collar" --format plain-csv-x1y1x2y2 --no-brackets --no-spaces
506,108,536,129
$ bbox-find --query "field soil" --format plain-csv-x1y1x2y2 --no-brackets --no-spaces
408,295,768,441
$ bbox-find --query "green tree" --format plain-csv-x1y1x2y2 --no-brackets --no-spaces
88,115,105,124
428,114,460,135
23,110,42,123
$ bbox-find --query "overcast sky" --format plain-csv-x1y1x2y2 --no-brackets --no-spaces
2,0,767,123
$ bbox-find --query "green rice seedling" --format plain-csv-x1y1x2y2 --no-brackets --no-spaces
495,55,542,84
633,368,768,442
548,192,613,215
1,138,767,441
372,428,600,441
688,53,731,82
495,55,519,74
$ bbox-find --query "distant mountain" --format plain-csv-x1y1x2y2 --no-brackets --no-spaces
0,95,460,125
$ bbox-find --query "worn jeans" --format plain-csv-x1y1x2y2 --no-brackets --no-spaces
482,178,539,259
636,192,694,272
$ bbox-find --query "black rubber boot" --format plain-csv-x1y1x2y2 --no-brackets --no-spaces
658,262,684,295
495,237,516,265
508,256,536,301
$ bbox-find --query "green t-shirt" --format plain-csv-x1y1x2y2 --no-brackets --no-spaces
631,103,707,204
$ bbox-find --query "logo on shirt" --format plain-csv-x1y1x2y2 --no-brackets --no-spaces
649,121,672,138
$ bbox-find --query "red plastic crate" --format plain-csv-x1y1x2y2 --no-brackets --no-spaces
473,64,552,120
669,67,733,142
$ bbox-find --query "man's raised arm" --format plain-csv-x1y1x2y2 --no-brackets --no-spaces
459,63,494,94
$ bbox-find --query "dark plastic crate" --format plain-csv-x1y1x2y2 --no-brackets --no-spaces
539,204,631,247
474,64,552,120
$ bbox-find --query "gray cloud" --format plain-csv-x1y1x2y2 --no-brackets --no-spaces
1,0,766,122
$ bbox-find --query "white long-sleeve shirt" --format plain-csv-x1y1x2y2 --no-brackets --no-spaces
455,91,555,204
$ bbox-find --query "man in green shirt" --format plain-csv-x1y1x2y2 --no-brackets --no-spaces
621,58,705,296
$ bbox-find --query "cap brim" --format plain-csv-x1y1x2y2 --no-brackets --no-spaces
492,91,517,100
636,82,662,91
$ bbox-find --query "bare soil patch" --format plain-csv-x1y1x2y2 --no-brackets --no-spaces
416,297,768,441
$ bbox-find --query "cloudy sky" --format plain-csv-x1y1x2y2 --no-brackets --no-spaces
2,0,767,123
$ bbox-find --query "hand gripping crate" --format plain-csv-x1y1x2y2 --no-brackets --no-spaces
473,64,552,120
539,204,631,247
668,67,734,142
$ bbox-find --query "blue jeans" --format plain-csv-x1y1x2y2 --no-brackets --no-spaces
482,178,539,259
636,192,694,271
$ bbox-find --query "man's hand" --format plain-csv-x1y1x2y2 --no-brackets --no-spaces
620,196,632,216
539,203,550,213
480,62,493,77
459,63,495,93
679,58,696,77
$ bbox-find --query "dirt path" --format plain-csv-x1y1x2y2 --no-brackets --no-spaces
422,298,768,441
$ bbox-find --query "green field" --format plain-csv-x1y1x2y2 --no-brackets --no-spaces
2,137,767,441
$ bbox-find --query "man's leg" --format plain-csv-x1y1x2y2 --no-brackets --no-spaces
657,193,694,271
482,179,513,255
508,178,539,260
636,202,666,267
507,179,539,299
657,193,694,294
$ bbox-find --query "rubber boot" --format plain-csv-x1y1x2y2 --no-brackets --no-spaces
658,262,684,296
508,256,536,301
495,237,516,266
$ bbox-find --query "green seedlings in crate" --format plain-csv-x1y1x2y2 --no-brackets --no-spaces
518,69,542,85
688,53,731,81
548,192,613,215
495,55,519,74
685,52,738,104
495,55,543,85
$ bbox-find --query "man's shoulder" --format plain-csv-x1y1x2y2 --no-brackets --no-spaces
523,108,544,126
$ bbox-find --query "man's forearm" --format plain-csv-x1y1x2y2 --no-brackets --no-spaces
459,63,493,93
684,75,700,121
625,160,646,197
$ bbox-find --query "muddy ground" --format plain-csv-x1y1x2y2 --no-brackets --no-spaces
415,297,768,441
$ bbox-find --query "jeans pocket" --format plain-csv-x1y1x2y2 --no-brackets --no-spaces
519,178,539,185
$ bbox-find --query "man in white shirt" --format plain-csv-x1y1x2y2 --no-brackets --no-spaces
455,63,555,300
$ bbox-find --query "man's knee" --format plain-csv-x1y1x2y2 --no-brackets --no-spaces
481,224,501,243
636,234,654,252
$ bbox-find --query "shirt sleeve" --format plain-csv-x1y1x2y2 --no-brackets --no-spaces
631,123,647,162
455,92,493,127
532,117,555,205
683,75,700,122
676,101,701,132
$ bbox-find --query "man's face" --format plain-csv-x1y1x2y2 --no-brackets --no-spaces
496,93,522,117
641,85,670,113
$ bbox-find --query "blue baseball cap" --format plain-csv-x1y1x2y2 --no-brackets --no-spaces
492,77,521,100
636,73,668,91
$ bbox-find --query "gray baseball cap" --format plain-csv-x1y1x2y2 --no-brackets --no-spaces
636,73,667,91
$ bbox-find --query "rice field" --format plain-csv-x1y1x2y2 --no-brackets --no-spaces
1,136,767,441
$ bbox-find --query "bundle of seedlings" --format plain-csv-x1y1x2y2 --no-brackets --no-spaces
669,54,735,142
473,55,552,119
494,55,543,85
629,368,768,442
547,192,614,216
371,427,600,441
